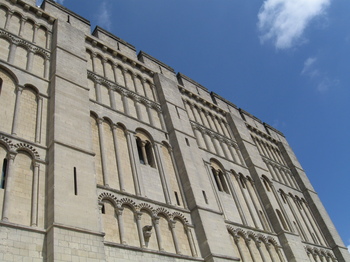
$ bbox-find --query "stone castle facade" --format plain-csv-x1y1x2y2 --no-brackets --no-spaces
0,0,349,261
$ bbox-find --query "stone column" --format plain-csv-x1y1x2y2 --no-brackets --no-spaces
121,91,130,115
116,208,126,244
157,107,166,131
126,131,141,195
276,246,286,262
1,153,16,221
150,83,157,102
35,96,43,143
134,98,143,121
246,180,263,229
46,31,52,50
193,127,204,148
95,82,102,103
212,136,223,156
109,88,117,110
212,168,223,192
135,212,146,248
102,59,107,78
220,139,231,160
228,143,239,163
246,239,257,262
111,125,125,191
266,244,277,262
31,162,40,226
234,236,246,261
26,50,34,72
44,57,50,79
91,53,97,72
18,17,26,37
141,79,147,97
33,24,39,44
146,103,155,126
185,225,197,257
122,69,128,89
140,140,148,165
256,241,267,262
11,86,23,136
113,64,118,83
97,118,110,187
169,220,181,254
153,143,171,204
203,132,212,151
153,216,163,251
4,11,12,30
8,43,17,64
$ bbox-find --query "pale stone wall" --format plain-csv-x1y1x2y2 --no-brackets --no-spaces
122,205,139,246
32,54,45,78
0,226,45,261
0,38,10,61
91,115,104,185
103,121,119,189
17,87,37,142
14,45,28,70
102,200,120,243
0,69,16,134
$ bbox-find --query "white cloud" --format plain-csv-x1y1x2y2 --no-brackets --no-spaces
96,1,112,31
56,0,64,4
301,57,319,78
301,56,338,93
257,0,331,49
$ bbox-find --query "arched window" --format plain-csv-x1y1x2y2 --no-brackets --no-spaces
276,209,289,231
135,131,156,168
210,160,230,194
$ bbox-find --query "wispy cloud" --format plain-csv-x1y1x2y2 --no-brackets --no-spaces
301,56,338,93
257,0,331,49
56,0,64,4
96,1,112,31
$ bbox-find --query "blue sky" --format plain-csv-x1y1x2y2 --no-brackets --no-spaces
38,0,350,250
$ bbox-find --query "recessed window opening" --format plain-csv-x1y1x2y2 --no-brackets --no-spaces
73,167,78,195
218,171,230,194
239,175,246,189
145,141,155,167
1,158,7,189
0,78,3,96
136,138,145,164
67,15,70,23
174,191,180,206
185,138,190,146
281,193,286,203
101,204,105,214
212,168,223,192
176,106,180,118
276,209,289,231
202,190,208,204
263,179,271,192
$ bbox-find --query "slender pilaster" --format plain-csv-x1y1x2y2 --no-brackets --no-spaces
12,86,23,136
169,220,181,254
111,125,125,191
31,162,39,226
8,43,17,64
26,50,34,72
185,225,197,257
116,208,125,244
135,212,146,248
153,143,171,204
126,131,141,195
153,217,163,251
35,96,43,143
97,118,109,187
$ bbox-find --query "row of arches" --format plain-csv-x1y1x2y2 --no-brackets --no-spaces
264,158,299,189
98,193,197,257
0,3,50,49
0,67,45,144
279,190,327,246
0,135,43,228
193,124,243,165
251,135,286,166
306,246,336,262
227,227,285,262
208,160,271,232
88,74,164,130
0,33,49,78
86,49,156,102
184,99,231,139
90,113,185,208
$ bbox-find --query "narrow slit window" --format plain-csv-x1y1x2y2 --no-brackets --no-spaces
185,138,190,146
101,204,105,214
0,78,3,96
202,190,208,204
74,167,78,195
1,158,7,189
174,191,180,206
176,106,180,118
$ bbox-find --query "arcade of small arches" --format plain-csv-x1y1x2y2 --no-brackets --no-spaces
306,246,337,262
90,113,185,208
0,67,46,144
263,157,299,189
0,4,51,78
227,226,286,262
183,98,232,139
86,48,156,101
0,134,44,228
208,160,272,232
98,192,198,257
88,73,165,131
278,189,328,247
251,135,286,165
193,123,244,165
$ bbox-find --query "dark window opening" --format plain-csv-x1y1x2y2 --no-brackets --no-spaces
0,78,3,96
101,204,105,214
263,179,271,192
219,172,230,194
239,176,246,189
145,141,155,167
202,190,208,204
1,158,7,189
176,106,180,118
74,167,78,195
136,138,145,164
185,138,190,146
174,191,180,206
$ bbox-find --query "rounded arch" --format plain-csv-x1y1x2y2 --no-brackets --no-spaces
118,198,137,211
14,143,40,160
0,65,19,84
154,207,171,220
90,111,99,120
23,84,39,95
0,135,13,151
135,128,154,143
172,212,189,224
209,158,225,171
98,192,118,208
136,203,154,214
